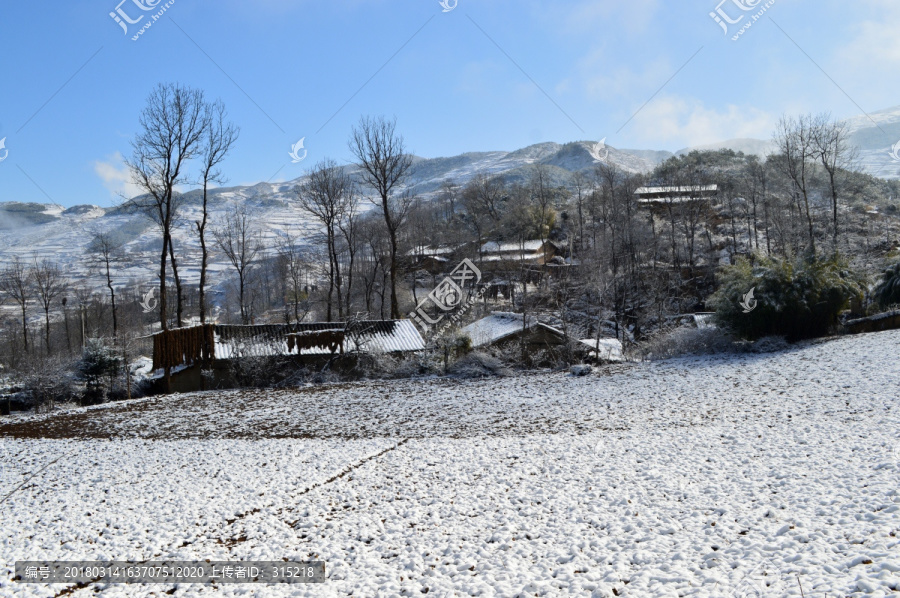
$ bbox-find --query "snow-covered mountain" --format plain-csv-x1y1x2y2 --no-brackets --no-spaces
0,140,660,295
1,111,899,297
672,105,900,179
843,105,900,180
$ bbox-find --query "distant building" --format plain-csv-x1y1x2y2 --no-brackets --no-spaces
478,240,561,274
407,245,458,274
634,185,718,211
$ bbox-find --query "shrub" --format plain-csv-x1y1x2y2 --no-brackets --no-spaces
447,351,510,378
874,261,900,308
77,339,122,405
639,327,738,360
20,356,77,411
710,254,863,341
433,332,473,373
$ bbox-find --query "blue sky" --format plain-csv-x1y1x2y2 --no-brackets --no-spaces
0,0,898,207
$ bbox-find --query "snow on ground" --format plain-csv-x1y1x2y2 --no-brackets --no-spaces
0,331,898,597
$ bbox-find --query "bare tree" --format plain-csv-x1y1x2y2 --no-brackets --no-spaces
462,173,506,254
811,113,857,252
127,83,210,330
337,194,359,316
571,171,590,253
275,229,310,324
0,256,32,354
773,114,817,254
88,230,125,340
196,99,239,324
529,165,557,246
349,116,414,319
214,206,263,324
32,259,67,355
295,159,356,321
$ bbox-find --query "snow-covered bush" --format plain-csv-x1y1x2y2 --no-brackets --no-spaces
349,351,437,380
448,351,510,378
710,255,863,341
77,339,121,405
874,261,900,308
20,356,77,412
433,332,473,374
639,327,738,360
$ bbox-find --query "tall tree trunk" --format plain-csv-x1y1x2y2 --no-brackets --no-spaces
829,172,839,254
326,231,335,322
198,183,210,324
44,309,51,355
21,305,29,354
168,237,184,327
238,272,247,325
105,258,118,340
159,233,169,332
64,307,71,354
388,227,400,319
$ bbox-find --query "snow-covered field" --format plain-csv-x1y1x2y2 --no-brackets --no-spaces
1,331,898,597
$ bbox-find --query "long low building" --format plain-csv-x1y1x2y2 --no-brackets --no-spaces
151,320,425,392
634,184,718,209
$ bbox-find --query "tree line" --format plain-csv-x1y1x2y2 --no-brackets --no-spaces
2,82,900,398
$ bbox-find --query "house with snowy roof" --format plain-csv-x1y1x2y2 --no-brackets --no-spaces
406,245,459,274
459,312,624,365
150,320,425,392
634,184,718,212
459,312,571,365
478,239,561,271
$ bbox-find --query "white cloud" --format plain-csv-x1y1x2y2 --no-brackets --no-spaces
578,51,672,102
831,0,900,107
559,0,660,35
94,152,143,200
625,96,776,148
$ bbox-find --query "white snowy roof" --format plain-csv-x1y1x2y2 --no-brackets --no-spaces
354,320,426,353
407,245,457,256
212,320,425,359
480,240,547,254
578,338,624,362
635,185,718,196
461,312,539,347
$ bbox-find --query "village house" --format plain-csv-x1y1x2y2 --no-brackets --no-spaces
407,245,458,275
460,312,624,366
478,240,560,268
151,320,425,392
634,184,719,213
